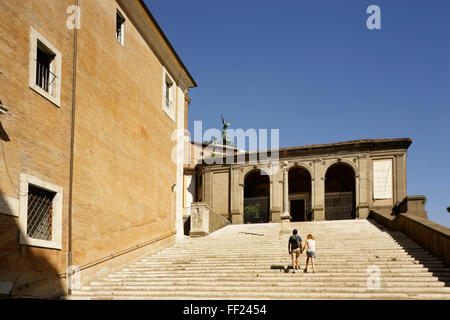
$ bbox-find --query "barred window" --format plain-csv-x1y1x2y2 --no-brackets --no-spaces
27,185,55,241
29,27,62,107
35,43,56,94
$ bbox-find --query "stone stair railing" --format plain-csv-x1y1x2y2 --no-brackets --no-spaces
188,202,230,237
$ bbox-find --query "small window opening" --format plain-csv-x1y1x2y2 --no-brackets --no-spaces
116,11,125,45
35,42,56,93
27,185,56,241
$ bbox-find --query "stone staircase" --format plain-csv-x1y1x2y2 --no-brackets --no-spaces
67,219,450,299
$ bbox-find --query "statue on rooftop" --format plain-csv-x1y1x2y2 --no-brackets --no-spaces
221,115,234,146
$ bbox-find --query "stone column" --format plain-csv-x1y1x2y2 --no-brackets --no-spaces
357,155,369,218
312,159,325,220
395,153,407,202
280,162,291,234
270,164,283,222
230,166,243,224
203,169,213,209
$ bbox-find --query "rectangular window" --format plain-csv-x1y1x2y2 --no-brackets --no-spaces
19,173,63,250
35,42,56,94
116,11,125,46
27,185,55,241
162,69,176,121
29,27,62,107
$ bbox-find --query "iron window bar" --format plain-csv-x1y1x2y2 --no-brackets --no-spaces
165,97,172,110
27,185,55,241
35,59,57,93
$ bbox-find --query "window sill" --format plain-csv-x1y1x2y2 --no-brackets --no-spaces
30,84,61,108
19,236,62,250
162,107,176,123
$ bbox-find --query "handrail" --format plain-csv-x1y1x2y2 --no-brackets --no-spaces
208,206,230,225
75,231,176,273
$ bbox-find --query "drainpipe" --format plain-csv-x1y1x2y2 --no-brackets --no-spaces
67,0,79,295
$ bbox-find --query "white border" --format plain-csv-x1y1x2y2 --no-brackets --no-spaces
29,27,62,107
18,173,63,250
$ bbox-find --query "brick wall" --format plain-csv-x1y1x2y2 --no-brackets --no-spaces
0,0,74,298
71,0,178,269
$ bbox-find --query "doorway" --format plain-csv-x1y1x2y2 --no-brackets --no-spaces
290,199,305,222
325,163,356,220
244,170,270,224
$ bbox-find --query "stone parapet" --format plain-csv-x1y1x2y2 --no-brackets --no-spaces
189,202,230,237
370,202,450,267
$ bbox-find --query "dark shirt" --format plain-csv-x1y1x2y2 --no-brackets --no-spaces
289,235,302,250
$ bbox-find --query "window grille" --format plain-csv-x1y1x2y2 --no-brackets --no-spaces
35,45,57,93
27,185,55,241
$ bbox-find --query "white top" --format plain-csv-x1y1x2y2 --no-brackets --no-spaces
306,239,316,252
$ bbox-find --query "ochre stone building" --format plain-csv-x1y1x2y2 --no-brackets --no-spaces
0,0,195,297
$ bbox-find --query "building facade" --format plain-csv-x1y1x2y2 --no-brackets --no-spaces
187,139,411,225
0,0,195,298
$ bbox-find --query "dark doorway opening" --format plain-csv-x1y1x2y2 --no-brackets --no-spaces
325,163,356,220
244,170,270,224
288,167,312,221
290,199,305,222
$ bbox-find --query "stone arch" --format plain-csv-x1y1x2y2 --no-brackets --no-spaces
324,161,356,220
323,158,358,177
243,169,271,224
239,165,273,186
286,162,314,178
288,165,312,221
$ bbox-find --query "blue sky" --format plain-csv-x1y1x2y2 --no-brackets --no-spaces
145,0,450,227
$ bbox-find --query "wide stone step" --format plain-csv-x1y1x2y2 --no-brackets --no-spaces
141,257,442,263
134,261,444,267
121,266,450,273
72,286,450,295
66,292,415,300
87,280,447,288
77,286,450,295
67,292,450,300
112,271,441,278
154,249,433,255
105,274,449,283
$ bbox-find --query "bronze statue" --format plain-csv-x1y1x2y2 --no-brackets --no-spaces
221,115,234,146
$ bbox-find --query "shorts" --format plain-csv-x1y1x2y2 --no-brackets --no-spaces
306,251,316,258
291,248,301,258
